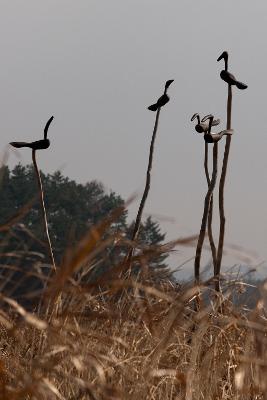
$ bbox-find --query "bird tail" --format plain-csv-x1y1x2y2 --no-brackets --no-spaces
9,141,31,148
147,103,158,112
211,118,220,127
236,80,248,90
222,129,234,136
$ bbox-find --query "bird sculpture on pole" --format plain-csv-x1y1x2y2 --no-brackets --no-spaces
191,112,221,270
148,79,174,111
10,116,53,150
194,113,220,284
215,50,247,291
217,51,247,90
10,116,56,272
126,80,174,273
191,112,220,133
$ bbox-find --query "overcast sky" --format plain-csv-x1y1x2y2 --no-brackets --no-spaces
1,1,267,277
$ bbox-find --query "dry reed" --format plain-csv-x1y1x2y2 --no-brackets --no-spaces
0,202,264,400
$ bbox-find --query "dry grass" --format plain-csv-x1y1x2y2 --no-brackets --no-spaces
0,246,266,399
0,198,265,399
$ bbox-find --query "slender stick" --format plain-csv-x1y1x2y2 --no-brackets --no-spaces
204,142,217,270
32,149,56,271
126,107,161,266
194,142,218,283
215,84,232,291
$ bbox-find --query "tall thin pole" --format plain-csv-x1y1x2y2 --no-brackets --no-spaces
126,107,161,266
194,142,218,282
204,142,217,270
32,149,56,271
215,84,232,291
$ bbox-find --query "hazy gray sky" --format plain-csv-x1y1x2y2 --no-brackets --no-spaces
1,1,267,276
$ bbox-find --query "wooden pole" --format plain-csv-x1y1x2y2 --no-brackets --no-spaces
215,84,232,291
204,142,217,270
126,107,161,269
32,149,56,271
194,142,218,282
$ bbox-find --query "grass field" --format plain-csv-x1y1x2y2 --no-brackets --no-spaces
0,232,266,400
0,162,265,399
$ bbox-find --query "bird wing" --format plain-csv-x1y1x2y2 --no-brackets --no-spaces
148,103,158,111
9,141,30,148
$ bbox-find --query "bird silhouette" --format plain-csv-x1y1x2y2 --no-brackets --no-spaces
191,113,220,133
202,114,233,143
217,51,247,90
10,116,54,150
148,79,174,111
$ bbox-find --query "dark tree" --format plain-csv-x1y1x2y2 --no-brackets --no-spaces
0,164,168,273
127,216,167,270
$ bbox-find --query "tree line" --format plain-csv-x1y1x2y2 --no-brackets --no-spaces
0,164,168,278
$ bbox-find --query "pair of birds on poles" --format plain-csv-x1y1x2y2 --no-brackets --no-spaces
147,50,247,144
191,51,247,141
10,51,247,151
9,79,174,150
144,51,247,144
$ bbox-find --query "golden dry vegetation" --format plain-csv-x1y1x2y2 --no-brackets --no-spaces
0,215,266,400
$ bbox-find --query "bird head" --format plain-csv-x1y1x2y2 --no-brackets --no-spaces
44,116,54,139
165,79,174,91
191,113,200,124
217,51,228,70
191,113,205,133
217,51,228,62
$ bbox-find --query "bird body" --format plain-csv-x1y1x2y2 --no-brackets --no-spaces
191,113,220,133
220,70,247,89
10,116,53,151
217,51,248,90
200,114,234,143
147,79,174,111
195,118,220,133
148,93,170,111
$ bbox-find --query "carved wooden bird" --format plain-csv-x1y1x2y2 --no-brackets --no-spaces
191,113,220,133
148,79,174,111
202,114,233,143
217,51,247,89
10,116,54,150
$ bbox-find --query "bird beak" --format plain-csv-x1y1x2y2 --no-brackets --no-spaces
217,51,227,62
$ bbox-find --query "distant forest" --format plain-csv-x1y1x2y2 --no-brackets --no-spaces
0,164,168,275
